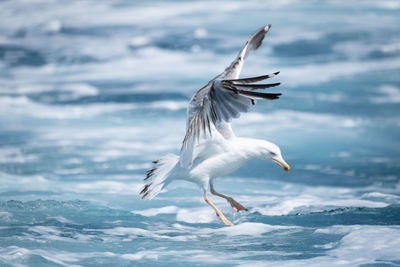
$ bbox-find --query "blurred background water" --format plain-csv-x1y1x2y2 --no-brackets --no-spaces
1,0,400,266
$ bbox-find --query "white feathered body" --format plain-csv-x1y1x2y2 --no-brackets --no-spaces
175,135,266,189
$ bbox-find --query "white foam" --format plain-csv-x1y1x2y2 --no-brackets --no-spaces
32,124,182,166
0,147,38,163
176,207,217,223
280,59,400,87
71,181,142,195
0,96,188,119
268,28,321,45
26,226,90,243
193,28,208,38
0,246,78,266
85,140,176,161
362,192,400,200
336,151,351,158
313,242,337,249
0,171,142,195
0,245,240,266
101,227,153,237
0,96,131,119
2,83,99,97
235,110,365,133
27,226,67,242
47,216,75,224
215,222,296,237
132,206,178,216
314,225,362,235
0,172,52,192
120,251,158,261
252,190,389,216
0,246,117,266
129,36,151,47
371,85,400,104
242,225,400,266
125,163,152,170
312,225,400,266
330,226,400,262
2,225,399,266
380,42,400,53
96,227,184,241
147,100,187,111
44,20,62,33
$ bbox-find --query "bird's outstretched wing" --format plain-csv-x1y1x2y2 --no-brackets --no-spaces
181,25,281,168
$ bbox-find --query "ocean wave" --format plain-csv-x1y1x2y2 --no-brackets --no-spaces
0,199,91,211
0,44,46,67
133,179,400,225
370,85,400,104
5,224,398,267
1,197,399,266
0,147,38,163
1,83,99,98
213,222,298,237
234,110,366,133
176,207,217,223
0,211,11,219
279,58,400,86
251,195,388,216
0,96,187,119
314,225,400,266
0,172,142,195
132,205,178,216
0,246,121,266
0,245,297,266
236,226,400,266
335,41,400,61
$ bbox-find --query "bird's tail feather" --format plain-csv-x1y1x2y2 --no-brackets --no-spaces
140,153,179,200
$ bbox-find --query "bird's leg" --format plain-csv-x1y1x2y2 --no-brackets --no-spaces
210,182,248,212
203,190,233,226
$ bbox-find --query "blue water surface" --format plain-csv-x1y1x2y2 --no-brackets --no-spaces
1,1,400,266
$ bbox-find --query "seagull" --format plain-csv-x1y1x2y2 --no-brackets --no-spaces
140,25,290,226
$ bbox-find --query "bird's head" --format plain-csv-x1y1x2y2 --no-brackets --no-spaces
259,141,290,172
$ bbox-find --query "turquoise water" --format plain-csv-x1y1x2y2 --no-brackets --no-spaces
1,1,400,266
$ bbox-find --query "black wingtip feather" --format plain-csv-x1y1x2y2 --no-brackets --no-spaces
140,183,152,195
145,167,157,180
141,192,150,199
238,90,282,100
235,82,281,90
228,71,280,84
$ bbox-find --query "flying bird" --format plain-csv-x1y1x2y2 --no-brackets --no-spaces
140,25,290,226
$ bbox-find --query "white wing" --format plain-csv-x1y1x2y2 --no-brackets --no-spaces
180,25,281,168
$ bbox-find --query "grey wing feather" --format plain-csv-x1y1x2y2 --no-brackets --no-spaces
186,80,213,128
181,25,280,168
182,78,281,149
186,25,273,127
218,121,235,139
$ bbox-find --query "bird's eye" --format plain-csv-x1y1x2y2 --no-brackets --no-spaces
270,152,277,156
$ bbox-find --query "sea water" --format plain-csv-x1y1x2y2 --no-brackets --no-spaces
1,1,400,266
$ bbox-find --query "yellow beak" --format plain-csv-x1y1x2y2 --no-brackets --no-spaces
272,158,291,172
